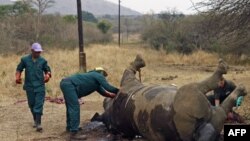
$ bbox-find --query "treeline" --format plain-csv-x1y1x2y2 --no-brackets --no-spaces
0,1,113,54
141,13,216,54
141,12,250,55
0,1,249,57
142,0,250,55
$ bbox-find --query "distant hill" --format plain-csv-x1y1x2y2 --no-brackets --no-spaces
0,0,141,16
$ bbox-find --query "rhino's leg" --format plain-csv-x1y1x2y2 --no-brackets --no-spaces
221,84,247,114
210,107,227,133
129,54,146,72
174,86,212,141
174,114,195,141
210,84,247,133
120,55,145,87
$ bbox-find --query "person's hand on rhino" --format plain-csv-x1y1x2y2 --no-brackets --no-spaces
104,90,117,98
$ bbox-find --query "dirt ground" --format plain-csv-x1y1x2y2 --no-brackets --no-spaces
1,64,250,141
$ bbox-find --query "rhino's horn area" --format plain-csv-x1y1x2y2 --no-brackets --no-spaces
103,98,113,110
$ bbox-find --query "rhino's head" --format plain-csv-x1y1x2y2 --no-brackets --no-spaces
91,98,115,132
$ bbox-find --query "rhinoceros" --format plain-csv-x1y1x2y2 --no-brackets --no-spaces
92,55,247,141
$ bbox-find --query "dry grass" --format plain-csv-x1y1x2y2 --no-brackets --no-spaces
0,44,249,141
0,44,220,104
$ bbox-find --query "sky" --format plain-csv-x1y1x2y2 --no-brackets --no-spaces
106,0,202,14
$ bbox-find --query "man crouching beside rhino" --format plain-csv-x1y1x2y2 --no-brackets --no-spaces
173,59,247,141
92,54,247,141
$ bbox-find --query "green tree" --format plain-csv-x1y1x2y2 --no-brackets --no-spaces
0,5,13,18
12,1,33,15
197,0,250,55
63,15,77,23
82,11,98,23
141,11,205,54
31,0,55,15
97,20,112,34
0,2,33,18
30,0,55,40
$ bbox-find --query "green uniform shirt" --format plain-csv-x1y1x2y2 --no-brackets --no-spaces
16,54,51,92
66,71,119,98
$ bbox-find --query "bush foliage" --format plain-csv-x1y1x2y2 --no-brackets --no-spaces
0,2,112,54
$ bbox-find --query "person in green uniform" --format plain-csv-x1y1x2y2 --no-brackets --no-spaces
15,42,51,132
60,67,119,140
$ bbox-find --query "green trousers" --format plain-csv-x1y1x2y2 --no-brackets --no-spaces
26,89,45,116
60,79,80,132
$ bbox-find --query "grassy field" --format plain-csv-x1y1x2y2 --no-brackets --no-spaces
0,44,249,141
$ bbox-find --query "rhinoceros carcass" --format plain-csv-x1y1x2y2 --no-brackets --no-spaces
92,55,247,141
99,69,180,140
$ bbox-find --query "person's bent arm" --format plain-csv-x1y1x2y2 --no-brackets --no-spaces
96,74,119,94
96,86,116,98
214,89,221,106
215,99,220,106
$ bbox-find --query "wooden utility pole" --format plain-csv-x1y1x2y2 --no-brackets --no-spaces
76,0,86,72
118,0,121,46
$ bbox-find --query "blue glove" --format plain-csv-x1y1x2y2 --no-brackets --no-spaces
236,96,244,107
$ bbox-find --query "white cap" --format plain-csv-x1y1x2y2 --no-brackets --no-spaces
31,43,43,52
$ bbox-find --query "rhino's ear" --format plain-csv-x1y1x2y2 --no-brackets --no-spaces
91,112,102,122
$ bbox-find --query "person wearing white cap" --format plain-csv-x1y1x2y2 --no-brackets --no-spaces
15,42,51,132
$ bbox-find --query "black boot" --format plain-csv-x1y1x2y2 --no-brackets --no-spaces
32,113,36,128
35,114,43,132
66,127,83,132
70,132,87,140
